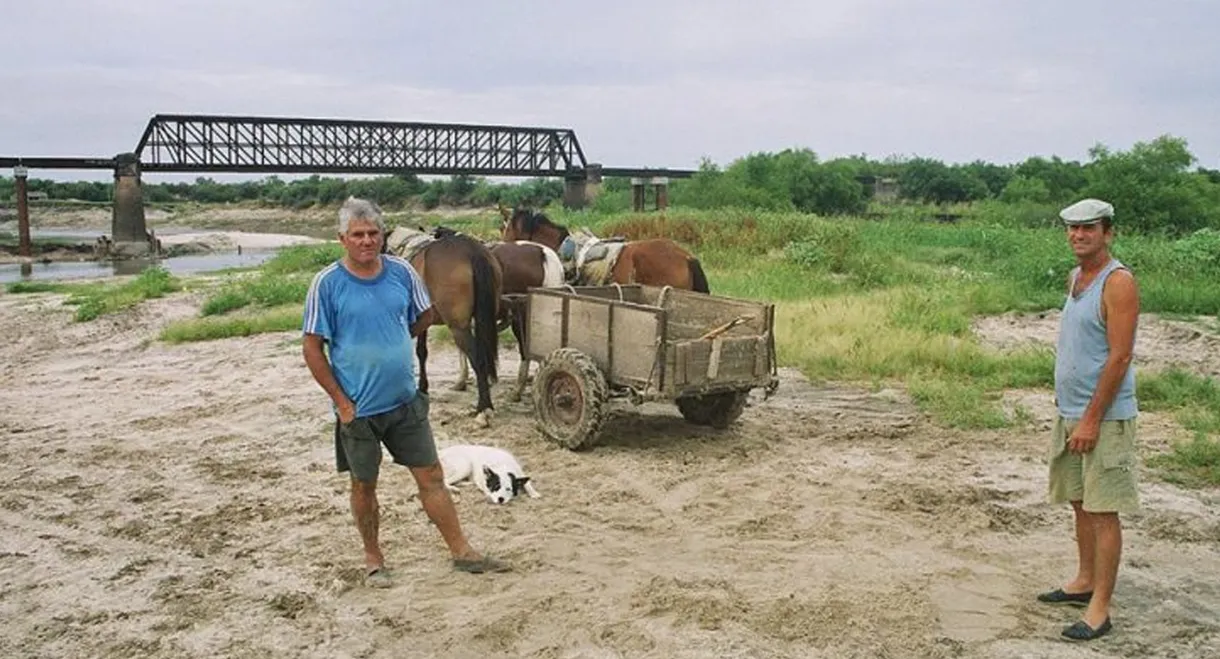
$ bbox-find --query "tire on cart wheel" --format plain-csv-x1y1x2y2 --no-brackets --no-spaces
676,389,749,429
532,347,609,450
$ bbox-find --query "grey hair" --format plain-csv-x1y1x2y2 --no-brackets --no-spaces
338,196,386,234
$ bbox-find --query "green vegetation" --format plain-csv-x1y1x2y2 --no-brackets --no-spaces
197,243,344,316
4,133,1218,234
5,267,180,321
154,243,343,342
160,304,304,343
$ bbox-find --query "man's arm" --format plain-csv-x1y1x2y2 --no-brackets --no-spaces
398,257,436,338
1070,269,1139,452
303,334,356,422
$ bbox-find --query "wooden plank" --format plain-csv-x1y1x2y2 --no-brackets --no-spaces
674,337,764,387
565,297,610,367
526,292,565,361
660,289,770,341
754,335,768,376
672,343,686,393
609,304,662,386
707,337,723,380
558,285,646,305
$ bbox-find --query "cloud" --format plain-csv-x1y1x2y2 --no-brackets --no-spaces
3,0,1218,183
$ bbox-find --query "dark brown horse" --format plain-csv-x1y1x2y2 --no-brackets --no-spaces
499,207,710,293
387,226,502,425
487,239,565,401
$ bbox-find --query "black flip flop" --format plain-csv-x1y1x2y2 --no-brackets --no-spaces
1037,588,1093,605
1062,617,1112,641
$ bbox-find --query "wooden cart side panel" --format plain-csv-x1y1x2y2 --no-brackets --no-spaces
666,336,772,395
658,288,771,341
565,297,611,366
525,289,664,391
609,305,663,388
526,293,565,362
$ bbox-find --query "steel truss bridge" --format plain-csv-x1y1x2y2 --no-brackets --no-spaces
0,114,693,180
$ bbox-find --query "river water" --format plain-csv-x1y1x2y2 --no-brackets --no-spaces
0,227,284,284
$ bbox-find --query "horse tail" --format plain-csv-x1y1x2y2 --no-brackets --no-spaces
688,257,710,293
470,246,500,382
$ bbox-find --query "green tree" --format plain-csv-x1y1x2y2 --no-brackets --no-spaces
1083,135,1220,235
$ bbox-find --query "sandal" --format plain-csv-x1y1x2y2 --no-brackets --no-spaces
364,567,393,588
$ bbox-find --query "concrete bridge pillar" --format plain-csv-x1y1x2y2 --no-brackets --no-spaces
631,178,646,212
110,152,151,257
562,163,603,210
631,176,670,212
652,177,669,211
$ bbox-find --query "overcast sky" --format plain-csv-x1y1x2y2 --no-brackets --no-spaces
2,0,1218,182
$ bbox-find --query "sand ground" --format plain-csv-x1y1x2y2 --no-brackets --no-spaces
2,282,1219,658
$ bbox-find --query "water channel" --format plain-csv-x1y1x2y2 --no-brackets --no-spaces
0,227,286,284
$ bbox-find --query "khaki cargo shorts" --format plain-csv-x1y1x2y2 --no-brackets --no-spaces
1048,416,1139,514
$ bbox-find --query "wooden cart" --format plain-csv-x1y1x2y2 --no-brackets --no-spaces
522,284,779,450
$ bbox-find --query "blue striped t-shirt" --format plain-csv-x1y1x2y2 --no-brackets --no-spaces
302,255,432,418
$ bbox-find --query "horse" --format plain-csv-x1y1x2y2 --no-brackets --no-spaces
499,207,710,293
385,225,502,426
486,239,565,402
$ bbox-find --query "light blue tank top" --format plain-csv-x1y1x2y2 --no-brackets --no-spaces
1054,258,1138,420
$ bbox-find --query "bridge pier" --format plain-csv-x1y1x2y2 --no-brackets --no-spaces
14,166,31,258
109,153,153,258
630,177,670,212
562,163,602,210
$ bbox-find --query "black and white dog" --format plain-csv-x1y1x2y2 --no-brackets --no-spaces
438,444,540,504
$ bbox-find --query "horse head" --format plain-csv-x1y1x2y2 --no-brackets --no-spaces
502,208,569,250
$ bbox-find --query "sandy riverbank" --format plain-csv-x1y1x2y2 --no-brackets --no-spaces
1,286,1218,658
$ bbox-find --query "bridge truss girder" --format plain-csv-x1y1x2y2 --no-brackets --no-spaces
133,114,590,177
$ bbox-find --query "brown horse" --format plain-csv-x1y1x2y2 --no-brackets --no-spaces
387,226,502,425
487,239,565,402
499,207,710,293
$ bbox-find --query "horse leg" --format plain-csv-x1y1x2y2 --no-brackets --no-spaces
415,326,430,394
454,347,469,392
449,323,495,426
510,308,528,402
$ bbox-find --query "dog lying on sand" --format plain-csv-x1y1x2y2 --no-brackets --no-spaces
438,444,540,504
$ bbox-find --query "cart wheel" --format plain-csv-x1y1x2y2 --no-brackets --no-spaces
533,348,608,450
676,390,749,429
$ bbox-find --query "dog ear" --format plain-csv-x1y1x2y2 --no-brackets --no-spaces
511,474,531,495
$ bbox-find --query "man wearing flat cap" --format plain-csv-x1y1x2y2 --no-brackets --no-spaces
1038,198,1140,641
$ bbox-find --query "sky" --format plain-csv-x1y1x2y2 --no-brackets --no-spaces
2,0,1218,182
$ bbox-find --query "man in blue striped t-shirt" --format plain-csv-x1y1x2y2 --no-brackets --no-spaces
303,197,509,587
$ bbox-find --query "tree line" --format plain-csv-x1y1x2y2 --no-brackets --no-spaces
3,134,1218,237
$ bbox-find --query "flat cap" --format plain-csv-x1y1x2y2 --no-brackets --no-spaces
1059,198,1114,225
